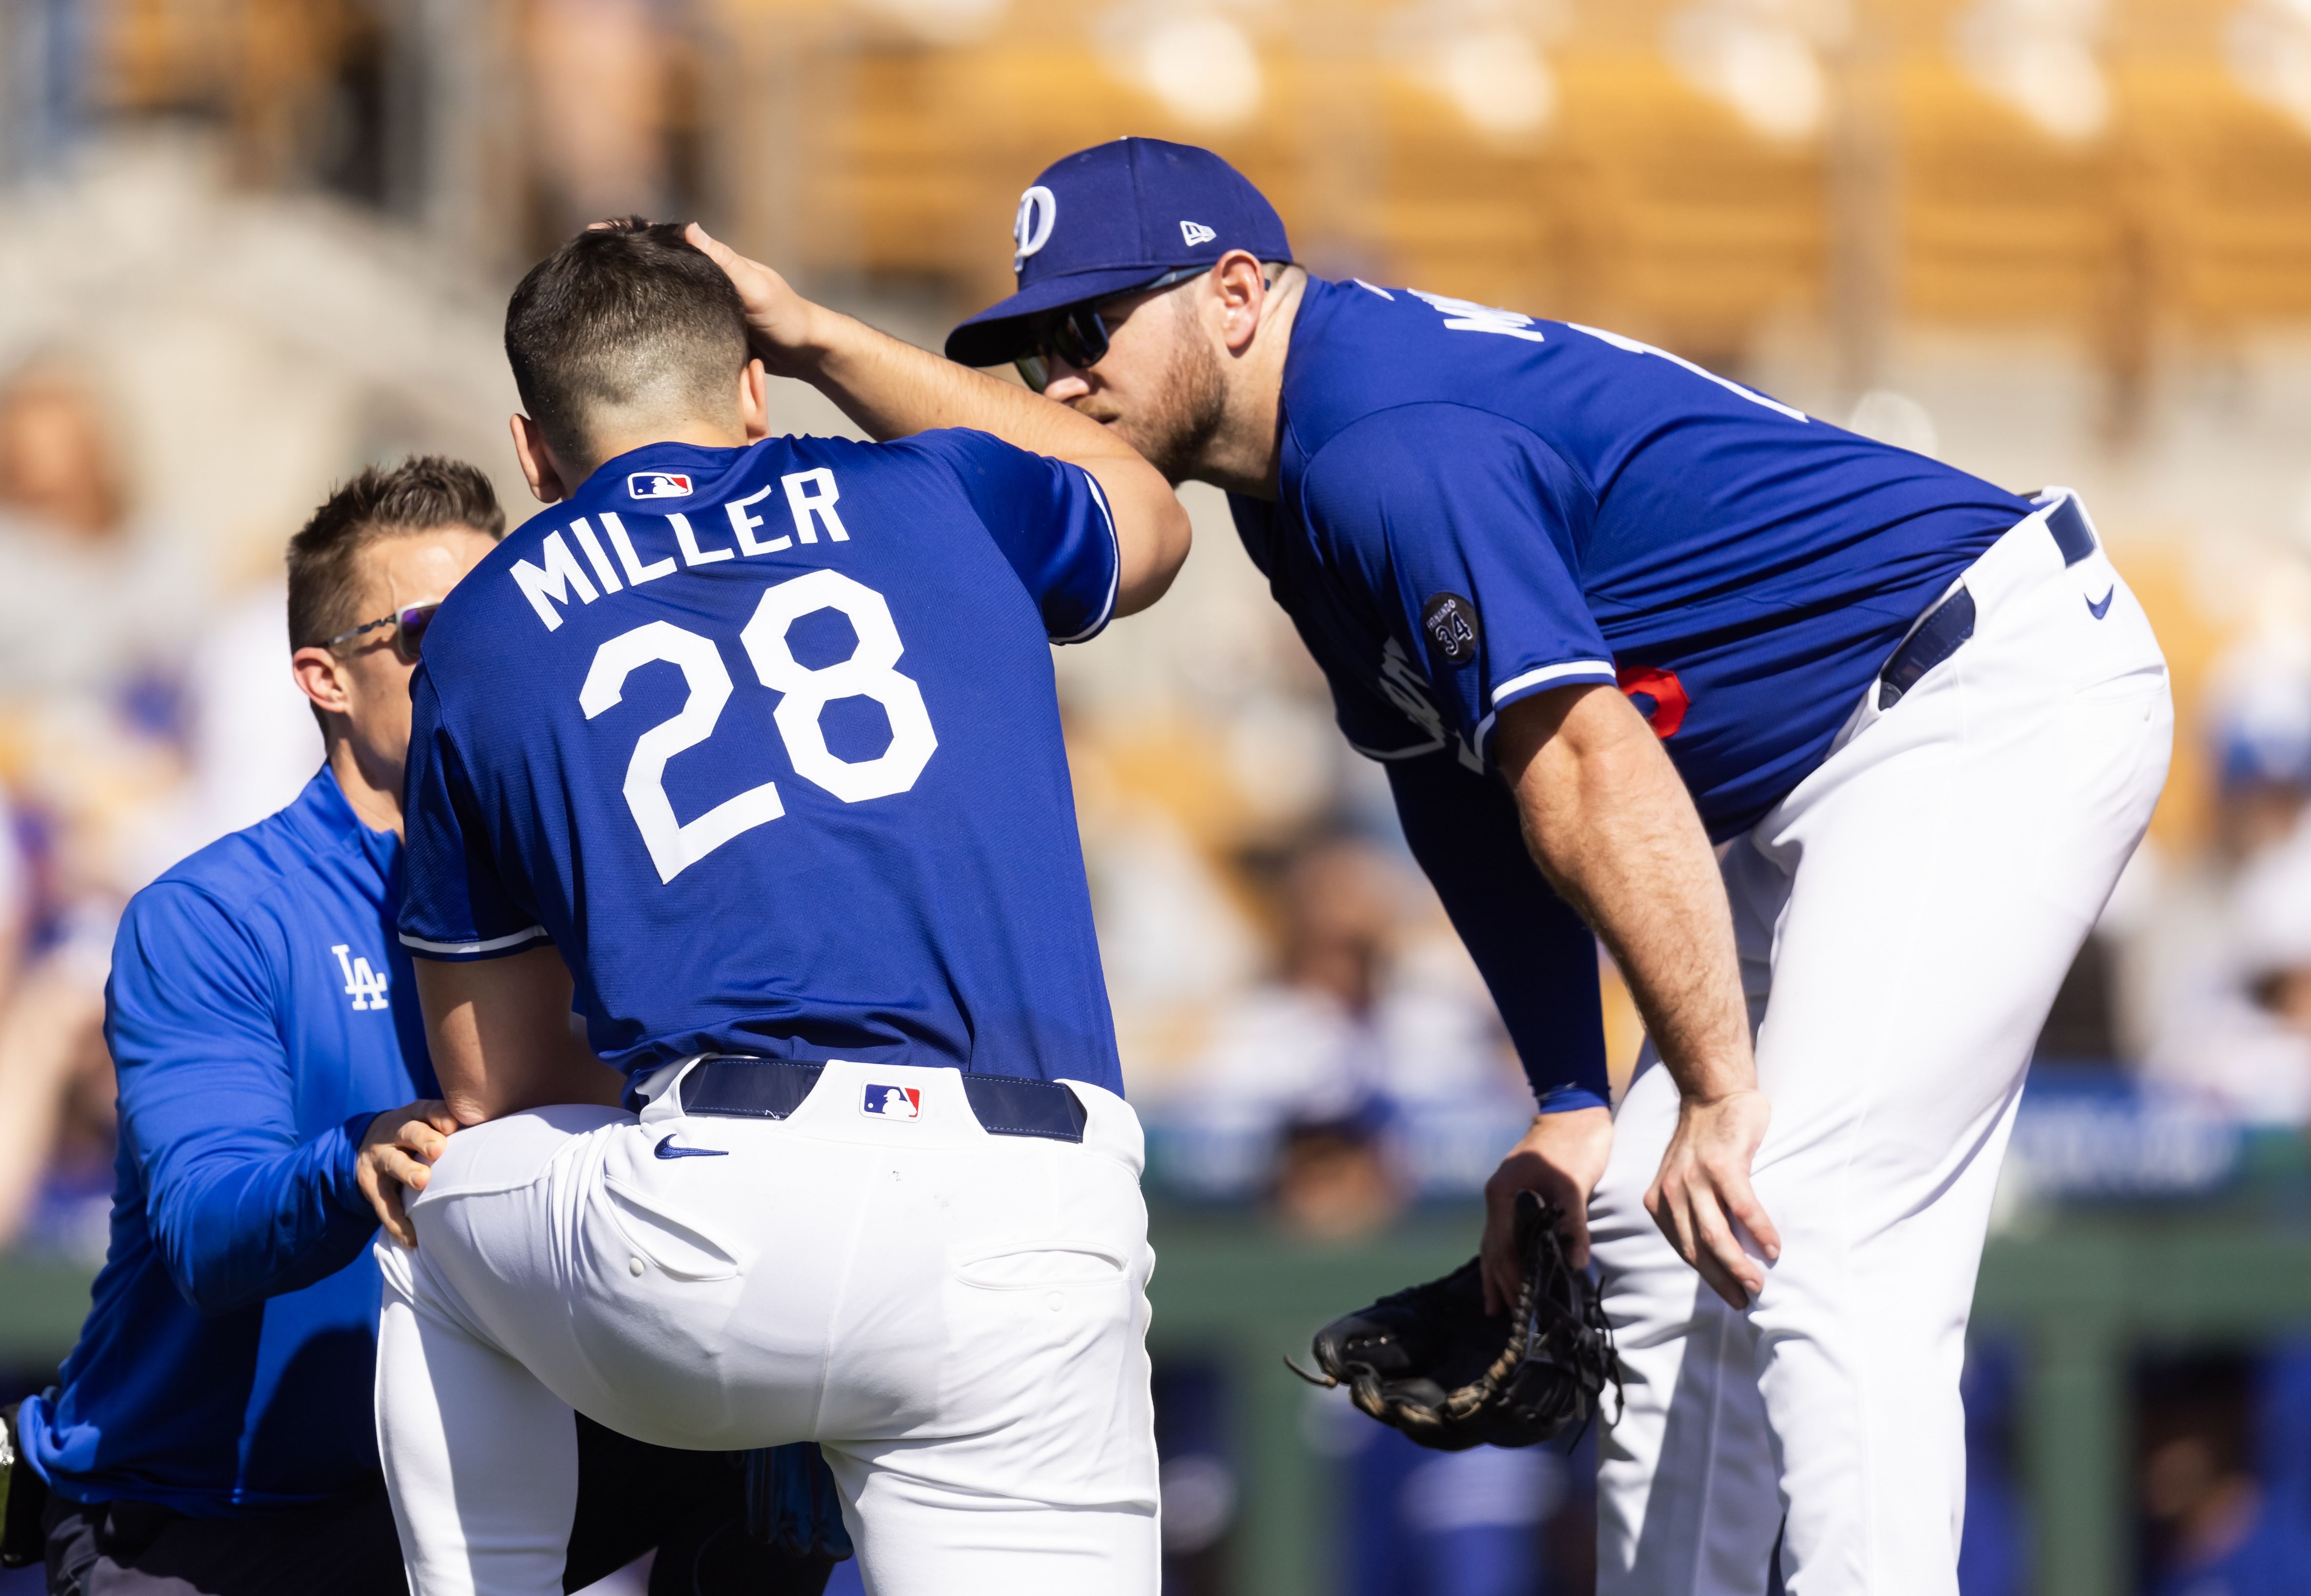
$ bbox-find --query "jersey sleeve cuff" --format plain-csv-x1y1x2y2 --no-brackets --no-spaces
326,1115,372,1217
397,925,550,962
1534,1084,1611,1116
1048,467,1120,645
1474,659,1620,757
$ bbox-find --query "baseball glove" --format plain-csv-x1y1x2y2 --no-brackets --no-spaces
1289,1190,1619,1451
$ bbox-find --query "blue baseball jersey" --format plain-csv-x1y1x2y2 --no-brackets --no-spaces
1230,276,2035,1107
23,768,433,1512
398,431,1126,1093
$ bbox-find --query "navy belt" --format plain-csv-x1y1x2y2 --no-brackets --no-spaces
1877,493,2094,710
673,1055,1089,1143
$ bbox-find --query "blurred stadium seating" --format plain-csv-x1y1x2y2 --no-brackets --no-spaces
8,1,2311,1592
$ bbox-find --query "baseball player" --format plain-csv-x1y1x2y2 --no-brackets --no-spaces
363,220,1189,1596
923,139,2172,1595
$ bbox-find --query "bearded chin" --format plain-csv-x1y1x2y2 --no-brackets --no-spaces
1125,320,1228,485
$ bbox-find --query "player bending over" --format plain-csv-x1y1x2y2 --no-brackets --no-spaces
911,139,2161,1596
364,220,1188,1596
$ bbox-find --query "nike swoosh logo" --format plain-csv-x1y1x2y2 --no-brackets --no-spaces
2086,587,2115,620
654,1137,728,1160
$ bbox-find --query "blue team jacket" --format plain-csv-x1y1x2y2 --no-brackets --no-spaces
20,766,435,1514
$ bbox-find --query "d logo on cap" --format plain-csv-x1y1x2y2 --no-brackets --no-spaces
1013,185,1057,274
946,139,1295,369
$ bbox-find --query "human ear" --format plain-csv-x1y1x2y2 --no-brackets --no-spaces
1212,251,1267,356
509,414,569,504
737,360,772,442
291,645,352,720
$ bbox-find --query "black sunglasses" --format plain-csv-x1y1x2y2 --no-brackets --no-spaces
1013,265,1212,392
326,602,442,665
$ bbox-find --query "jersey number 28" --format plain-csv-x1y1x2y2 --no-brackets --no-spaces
579,569,936,882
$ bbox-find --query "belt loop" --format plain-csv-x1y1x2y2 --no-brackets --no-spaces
1877,586,1976,710
2034,486,2097,567
959,1074,1090,1142
632,1055,708,1123
678,1057,824,1121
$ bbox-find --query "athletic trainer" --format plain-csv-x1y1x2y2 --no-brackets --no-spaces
365,221,1189,1596
927,139,2171,1596
8,460,822,1596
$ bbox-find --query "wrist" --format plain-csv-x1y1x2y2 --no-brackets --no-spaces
1513,1102,1611,1157
1680,1082,1762,1110
775,302,852,377
330,1114,376,1213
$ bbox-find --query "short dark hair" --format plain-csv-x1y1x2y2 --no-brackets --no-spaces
504,218,750,467
287,455,504,653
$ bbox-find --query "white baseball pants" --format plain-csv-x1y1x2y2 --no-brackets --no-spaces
1591,498,2172,1596
373,1060,1160,1596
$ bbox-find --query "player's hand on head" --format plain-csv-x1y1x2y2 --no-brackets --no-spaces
1644,1088,1778,1309
1479,1104,1612,1315
687,223,819,376
357,1098,459,1249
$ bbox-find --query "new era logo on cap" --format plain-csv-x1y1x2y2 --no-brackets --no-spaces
861,1084,921,1120
1180,219,1216,247
628,471,693,499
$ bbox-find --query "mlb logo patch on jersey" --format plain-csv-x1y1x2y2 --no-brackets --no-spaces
861,1084,922,1120
627,471,694,499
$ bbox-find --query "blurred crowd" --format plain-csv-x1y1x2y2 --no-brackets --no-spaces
0,105,538,1272
0,351,321,1262
2132,621,2311,1128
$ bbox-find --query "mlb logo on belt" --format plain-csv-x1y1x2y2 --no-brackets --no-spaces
861,1084,921,1120
627,471,693,499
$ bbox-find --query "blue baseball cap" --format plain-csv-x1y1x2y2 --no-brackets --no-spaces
944,138,1292,368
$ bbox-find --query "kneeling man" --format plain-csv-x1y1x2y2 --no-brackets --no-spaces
369,220,1189,1596
11,459,821,1596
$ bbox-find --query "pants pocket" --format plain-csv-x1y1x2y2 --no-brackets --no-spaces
954,1243,1129,1292
600,1177,743,1281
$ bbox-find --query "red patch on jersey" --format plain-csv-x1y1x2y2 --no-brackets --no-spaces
1617,665,1689,739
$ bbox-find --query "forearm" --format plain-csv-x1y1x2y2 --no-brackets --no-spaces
1500,687,1752,1103
431,1017,620,1127
782,307,1189,613
417,949,624,1125
1489,884,1609,1112
1384,756,1610,1110
148,1118,379,1312
781,306,1061,447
